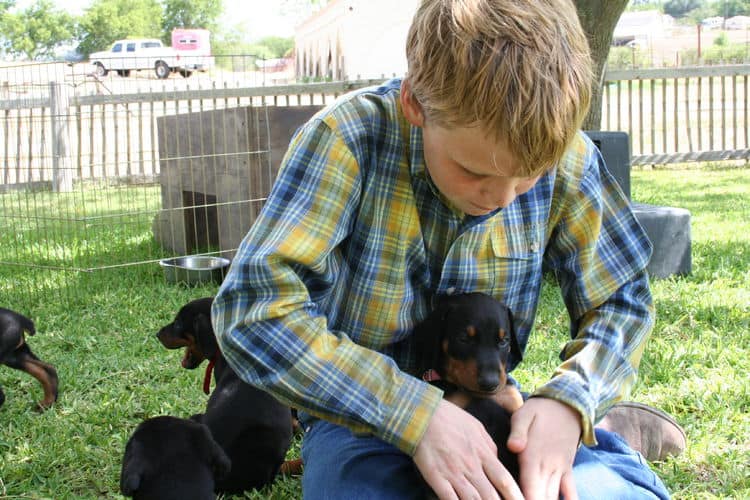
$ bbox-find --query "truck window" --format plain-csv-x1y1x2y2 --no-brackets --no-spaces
142,42,161,48
127,43,136,52
112,43,122,52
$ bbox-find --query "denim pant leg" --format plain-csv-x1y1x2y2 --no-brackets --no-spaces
573,428,671,500
301,418,424,500
301,419,671,500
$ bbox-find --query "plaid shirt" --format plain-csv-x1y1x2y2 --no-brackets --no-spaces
212,79,654,454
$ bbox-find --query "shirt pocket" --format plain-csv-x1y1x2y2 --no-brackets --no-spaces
490,220,543,258
475,221,543,297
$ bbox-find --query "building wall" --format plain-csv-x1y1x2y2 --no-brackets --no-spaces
295,1,348,80
295,0,419,80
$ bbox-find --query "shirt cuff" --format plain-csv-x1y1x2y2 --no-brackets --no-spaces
531,377,598,446
378,375,444,455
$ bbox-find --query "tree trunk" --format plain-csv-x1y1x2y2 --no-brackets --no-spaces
574,0,629,131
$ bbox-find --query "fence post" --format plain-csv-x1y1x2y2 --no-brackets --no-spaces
49,81,73,192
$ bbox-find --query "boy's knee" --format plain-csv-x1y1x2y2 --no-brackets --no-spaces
302,420,423,499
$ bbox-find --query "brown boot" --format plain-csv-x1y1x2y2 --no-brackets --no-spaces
597,401,687,462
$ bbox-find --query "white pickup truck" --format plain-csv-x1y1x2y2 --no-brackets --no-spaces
89,35,213,79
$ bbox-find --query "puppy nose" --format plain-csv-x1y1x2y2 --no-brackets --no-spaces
478,373,500,392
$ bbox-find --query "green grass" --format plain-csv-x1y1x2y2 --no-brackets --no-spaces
0,166,748,499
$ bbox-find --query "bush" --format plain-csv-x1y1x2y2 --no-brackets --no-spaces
607,46,651,70
679,42,750,65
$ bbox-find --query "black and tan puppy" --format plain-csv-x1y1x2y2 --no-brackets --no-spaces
414,292,524,482
156,297,295,494
0,307,58,410
120,415,231,500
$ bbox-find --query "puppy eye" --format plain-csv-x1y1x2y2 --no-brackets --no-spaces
174,320,182,330
459,326,477,343
497,330,509,347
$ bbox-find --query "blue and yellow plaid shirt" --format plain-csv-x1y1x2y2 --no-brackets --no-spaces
212,79,654,454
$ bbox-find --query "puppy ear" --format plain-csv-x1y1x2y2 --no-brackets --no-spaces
193,314,218,360
505,309,522,363
120,440,144,496
413,306,446,375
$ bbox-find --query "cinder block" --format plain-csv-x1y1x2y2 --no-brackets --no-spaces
584,130,692,279
585,130,632,200
633,203,692,279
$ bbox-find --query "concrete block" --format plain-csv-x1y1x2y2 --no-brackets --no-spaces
585,130,631,200
633,203,692,279
585,130,692,279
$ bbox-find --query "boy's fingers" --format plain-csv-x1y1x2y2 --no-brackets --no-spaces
560,470,579,500
507,409,532,453
484,461,523,500
426,477,458,500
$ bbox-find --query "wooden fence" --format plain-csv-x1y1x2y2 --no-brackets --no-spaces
1,64,750,190
604,65,750,165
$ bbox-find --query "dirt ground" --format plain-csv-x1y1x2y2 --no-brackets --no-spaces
645,25,750,65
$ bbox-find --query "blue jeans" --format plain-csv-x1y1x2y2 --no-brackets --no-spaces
300,418,671,500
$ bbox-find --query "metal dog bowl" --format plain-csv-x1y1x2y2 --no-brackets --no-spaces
159,256,230,285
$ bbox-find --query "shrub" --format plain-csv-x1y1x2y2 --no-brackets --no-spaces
607,46,651,70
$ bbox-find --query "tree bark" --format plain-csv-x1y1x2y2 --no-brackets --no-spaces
574,0,629,130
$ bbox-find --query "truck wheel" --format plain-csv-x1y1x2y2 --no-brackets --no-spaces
94,62,107,78
179,69,193,78
154,61,170,79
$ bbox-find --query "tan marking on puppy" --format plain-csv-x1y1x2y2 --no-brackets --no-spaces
21,358,58,410
444,390,472,409
492,385,525,413
181,335,206,368
444,356,480,391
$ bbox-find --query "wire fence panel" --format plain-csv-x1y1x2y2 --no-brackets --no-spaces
0,59,748,305
0,58,378,306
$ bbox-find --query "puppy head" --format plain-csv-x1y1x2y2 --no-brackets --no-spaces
156,297,217,369
416,293,520,396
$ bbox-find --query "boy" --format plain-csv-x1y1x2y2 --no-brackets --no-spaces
213,0,682,498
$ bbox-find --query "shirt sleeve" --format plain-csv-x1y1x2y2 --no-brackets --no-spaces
538,135,654,446
211,116,442,455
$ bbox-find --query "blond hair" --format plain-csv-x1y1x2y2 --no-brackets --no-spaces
405,0,593,175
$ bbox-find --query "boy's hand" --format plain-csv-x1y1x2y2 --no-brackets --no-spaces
414,399,524,500
507,397,581,500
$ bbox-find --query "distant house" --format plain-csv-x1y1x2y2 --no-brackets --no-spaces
294,0,419,80
613,10,674,46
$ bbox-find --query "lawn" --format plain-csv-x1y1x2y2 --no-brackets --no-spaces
0,165,748,499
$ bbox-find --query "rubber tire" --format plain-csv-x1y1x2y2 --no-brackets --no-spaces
155,61,170,79
94,62,107,78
